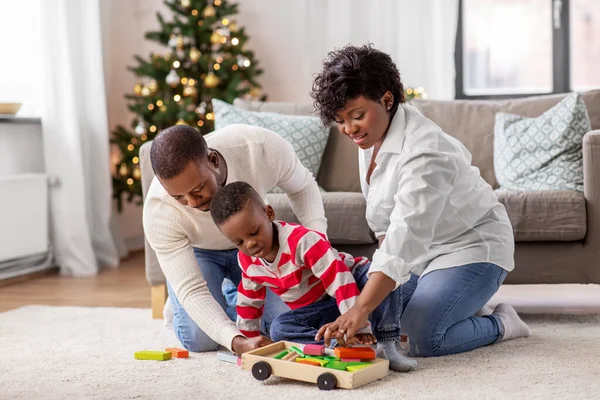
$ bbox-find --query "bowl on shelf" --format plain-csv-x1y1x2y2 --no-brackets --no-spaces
0,103,22,115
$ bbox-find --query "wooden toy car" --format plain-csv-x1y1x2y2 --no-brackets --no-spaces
240,341,389,390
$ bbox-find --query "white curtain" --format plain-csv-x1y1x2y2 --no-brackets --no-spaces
40,0,119,276
236,0,459,102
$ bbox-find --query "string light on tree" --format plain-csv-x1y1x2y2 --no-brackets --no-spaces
133,83,143,95
180,0,191,8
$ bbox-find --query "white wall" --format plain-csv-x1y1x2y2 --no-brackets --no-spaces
101,0,458,249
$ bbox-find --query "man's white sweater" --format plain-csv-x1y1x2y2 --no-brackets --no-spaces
143,124,327,350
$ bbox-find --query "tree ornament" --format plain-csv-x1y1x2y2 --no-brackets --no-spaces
203,5,216,17
183,85,197,97
133,83,143,96
189,47,201,62
147,80,158,93
204,72,220,88
180,0,191,8
141,86,151,96
166,69,180,87
135,121,147,136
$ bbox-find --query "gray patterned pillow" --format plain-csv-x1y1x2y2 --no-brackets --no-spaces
212,99,329,192
494,93,590,192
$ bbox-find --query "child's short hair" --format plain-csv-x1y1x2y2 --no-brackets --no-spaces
210,181,264,226
311,44,405,124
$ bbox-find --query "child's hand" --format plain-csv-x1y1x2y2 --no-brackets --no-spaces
315,307,370,346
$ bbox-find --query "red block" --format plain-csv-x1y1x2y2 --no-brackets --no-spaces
303,344,325,356
166,347,189,358
334,347,376,360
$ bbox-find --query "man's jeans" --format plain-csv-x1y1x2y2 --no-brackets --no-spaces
166,248,290,352
268,262,402,344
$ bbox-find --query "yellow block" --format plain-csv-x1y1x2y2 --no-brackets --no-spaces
346,364,371,372
134,351,172,361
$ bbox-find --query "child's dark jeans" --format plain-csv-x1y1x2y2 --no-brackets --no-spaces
269,262,402,344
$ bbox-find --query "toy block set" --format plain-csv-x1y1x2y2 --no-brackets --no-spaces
240,341,389,390
134,348,189,361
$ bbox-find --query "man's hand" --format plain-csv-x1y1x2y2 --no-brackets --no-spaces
231,335,273,354
315,306,370,346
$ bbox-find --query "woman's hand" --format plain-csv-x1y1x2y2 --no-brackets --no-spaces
315,307,370,346
231,335,273,354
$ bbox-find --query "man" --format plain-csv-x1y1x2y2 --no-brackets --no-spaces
143,123,327,354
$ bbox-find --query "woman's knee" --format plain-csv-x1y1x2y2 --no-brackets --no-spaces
402,306,445,357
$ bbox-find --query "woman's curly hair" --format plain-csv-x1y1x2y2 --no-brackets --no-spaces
311,44,405,124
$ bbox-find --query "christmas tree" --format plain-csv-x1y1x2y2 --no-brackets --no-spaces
111,0,265,210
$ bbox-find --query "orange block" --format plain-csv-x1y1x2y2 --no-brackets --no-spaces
334,347,376,360
166,347,189,358
296,358,321,367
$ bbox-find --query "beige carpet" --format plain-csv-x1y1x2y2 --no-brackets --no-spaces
1,306,599,400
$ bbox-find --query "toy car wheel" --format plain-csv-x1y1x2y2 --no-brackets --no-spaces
317,372,337,390
252,361,272,381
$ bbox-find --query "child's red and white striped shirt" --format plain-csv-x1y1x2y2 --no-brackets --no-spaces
236,221,370,338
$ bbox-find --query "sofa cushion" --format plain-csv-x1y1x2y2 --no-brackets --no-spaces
213,99,330,193
265,192,375,245
234,98,361,192
413,89,600,189
498,190,586,241
494,93,590,192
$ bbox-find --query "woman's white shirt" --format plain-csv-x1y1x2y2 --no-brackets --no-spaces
359,104,514,289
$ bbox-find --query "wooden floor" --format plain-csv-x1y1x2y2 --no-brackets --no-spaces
0,251,149,312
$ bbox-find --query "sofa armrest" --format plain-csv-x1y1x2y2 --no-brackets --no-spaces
139,141,166,286
583,130,600,248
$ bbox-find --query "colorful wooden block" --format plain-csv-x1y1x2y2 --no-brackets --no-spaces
296,358,322,367
274,350,289,360
296,357,329,367
341,358,361,362
165,347,189,358
134,351,172,361
346,364,371,372
323,355,340,361
217,352,239,364
347,361,372,366
334,346,376,360
282,351,299,362
290,346,305,357
237,357,242,366
325,361,349,371
303,344,325,356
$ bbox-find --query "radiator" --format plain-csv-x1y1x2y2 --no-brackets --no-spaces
0,173,50,277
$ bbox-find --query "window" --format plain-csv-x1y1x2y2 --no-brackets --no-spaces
456,0,600,99
0,1,43,115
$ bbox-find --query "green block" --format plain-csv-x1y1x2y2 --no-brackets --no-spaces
346,364,371,372
324,355,340,361
134,351,172,361
305,355,326,360
325,361,348,371
274,350,289,360
290,346,305,357
346,362,371,366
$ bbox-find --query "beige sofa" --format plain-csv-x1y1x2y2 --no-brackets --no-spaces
140,90,600,318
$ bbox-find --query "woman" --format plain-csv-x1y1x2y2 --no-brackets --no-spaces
312,44,531,357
